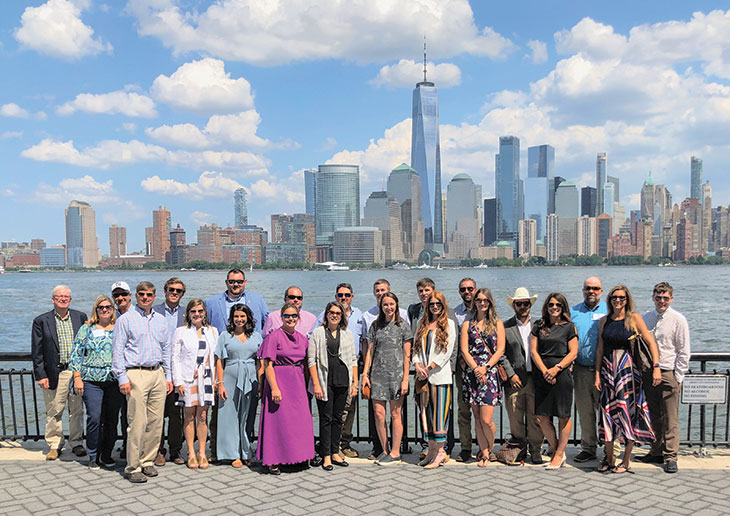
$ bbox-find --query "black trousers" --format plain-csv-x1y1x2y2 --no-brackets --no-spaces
158,392,183,458
317,384,349,457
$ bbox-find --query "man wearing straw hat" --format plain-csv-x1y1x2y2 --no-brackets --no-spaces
499,287,544,464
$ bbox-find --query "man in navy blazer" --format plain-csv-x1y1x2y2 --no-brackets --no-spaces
31,285,88,460
205,268,269,456
151,277,187,466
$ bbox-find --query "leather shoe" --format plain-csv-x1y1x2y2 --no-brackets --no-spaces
310,454,323,467
73,445,87,457
456,449,471,462
127,472,148,483
332,458,349,467
531,453,544,465
142,466,158,477
46,448,60,461
636,453,664,464
341,447,359,458
321,463,334,471
172,456,185,465
664,460,678,473
268,466,281,475
154,453,166,467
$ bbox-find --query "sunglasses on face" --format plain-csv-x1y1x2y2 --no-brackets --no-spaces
328,311,342,317
513,301,531,308
475,298,489,304
654,295,671,302
584,286,601,292
548,302,562,308
282,313,299,320
137,293,154,298
167,288,184,294
227,279,245,285
459,286,475,293
336,292,352,299
112,292,129,298
286,295,303,301
610,296,627,301
429,302,443,308
97,305,113,312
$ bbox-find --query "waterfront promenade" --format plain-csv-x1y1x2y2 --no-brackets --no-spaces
1,444,729,515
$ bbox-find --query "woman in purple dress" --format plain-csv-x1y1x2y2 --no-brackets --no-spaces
256,303,314,475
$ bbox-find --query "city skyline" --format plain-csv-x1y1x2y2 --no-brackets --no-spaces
2,2,730,252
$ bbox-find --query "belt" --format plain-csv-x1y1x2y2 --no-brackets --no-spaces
58,363,69,371
128,365,160,371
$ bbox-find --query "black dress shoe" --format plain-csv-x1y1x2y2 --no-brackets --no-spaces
321,464,334,471
664,460,678,473
268,466,281,475
636,454,664,464
310,454,323,467
332,458,349,467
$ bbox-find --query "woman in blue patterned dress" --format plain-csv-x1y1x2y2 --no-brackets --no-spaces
594,285,660,474
460,288,505,467
70,295,122,468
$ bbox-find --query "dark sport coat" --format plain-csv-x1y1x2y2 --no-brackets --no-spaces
31,309,87,389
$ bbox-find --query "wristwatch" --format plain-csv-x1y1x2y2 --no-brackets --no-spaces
653,363,660,369
556,364,563,371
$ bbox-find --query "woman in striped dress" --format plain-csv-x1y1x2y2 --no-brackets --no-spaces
413,291,456,469
172,299,219,470
594,285,661,474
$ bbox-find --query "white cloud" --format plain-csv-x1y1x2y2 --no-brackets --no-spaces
21,138,270,172
1,103,45,119
371,60,461,88
190,210,216,226
126,0,515,65
525,40,548,64
249,175,305,204
32,175,143,219
57,90,157,118
1,131,23,139
150,58,254,114
14,0,112,60
121,122,137,133
140,171,244,200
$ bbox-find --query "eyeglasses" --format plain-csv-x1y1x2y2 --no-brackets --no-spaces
548,302,562,308
429,302,443,307
286,295,303,301
137,292,155,298
112,292,129,298
167,288,184,294
189,309,205,314
459,286,475,293
654,295,671,302
610,295,627,302
336,292,352,298
475,298,489,304
583,286,601,292
97,305,113,312
282,313,299,320
227,279,245,285
513,301,531,308
327,311,342,317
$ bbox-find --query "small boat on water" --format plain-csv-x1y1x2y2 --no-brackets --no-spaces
18,268,33,273
391,263,410,270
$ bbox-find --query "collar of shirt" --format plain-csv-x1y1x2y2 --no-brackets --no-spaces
164,303,179,315
134,305,154,318
516,317,531,327
225,292,244,303
54,311,70,321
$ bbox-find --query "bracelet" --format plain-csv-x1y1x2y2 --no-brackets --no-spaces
215,381,223,385
556,364,563,371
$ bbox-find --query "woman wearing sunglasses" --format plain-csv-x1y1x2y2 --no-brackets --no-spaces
70,295,123,469
257,303,314,474
530,292,578,470
593,285,660,474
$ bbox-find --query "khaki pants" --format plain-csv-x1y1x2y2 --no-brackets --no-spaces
644,370,680,461
504,376,543,455
42,369,83,450
455,363,472,452
574,363,620,459
125,368,166,474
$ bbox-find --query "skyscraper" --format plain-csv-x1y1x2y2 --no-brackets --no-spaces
446,173,480,258
690,156,702,200
304,169,316,217
581,186,597,217
315,164,360,246
387,163,424,260
483,198,497,246
410,47,442,251
152,206,171,262
554,182,579,219
596,152,607,214
607,175,620,203
362,191,405,262
495,135,522,245
65,200,99,267
601,182,615,218
109,224,126,258
168,225,187,265
525,144,553,240
234,188,248,227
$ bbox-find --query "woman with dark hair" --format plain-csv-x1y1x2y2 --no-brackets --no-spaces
214,303,262,468
362,292,412,465
257,303,314,474
594,285,660,474
460,287,505,467
413,290,456,469
308,301,358,471
70,295,122,468
172,299,219,469
530,292,578,470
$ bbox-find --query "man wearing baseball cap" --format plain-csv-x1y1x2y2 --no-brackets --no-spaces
112,281,132,317
499,287,544,463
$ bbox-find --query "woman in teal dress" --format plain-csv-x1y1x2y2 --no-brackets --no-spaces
215,303,262,468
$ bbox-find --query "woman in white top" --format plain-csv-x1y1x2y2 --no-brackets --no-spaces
413,291,456,469
172,299,219,470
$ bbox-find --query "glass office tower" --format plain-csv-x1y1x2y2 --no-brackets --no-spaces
315,164,360,246
525,145,554,240
496,135,522,244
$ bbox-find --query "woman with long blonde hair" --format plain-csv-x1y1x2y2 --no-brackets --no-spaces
460,287,505,467
413,291,456,469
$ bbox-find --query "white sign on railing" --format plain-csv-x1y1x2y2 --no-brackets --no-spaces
681,374,728,405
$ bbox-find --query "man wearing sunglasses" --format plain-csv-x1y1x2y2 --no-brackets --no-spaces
31,285,88,460
570,276,611,464
151,278,187,466
499,287,544,464
112,281,132,316
262,286,316,337
453,277,476,462
639,282,690,474
112,282,173,483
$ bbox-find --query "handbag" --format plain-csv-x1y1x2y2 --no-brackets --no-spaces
361,383,370,400
414,376,429,394
495,435,527,465
496,364,509,383
628,331,653,374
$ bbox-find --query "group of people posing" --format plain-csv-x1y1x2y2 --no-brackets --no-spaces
30,270,690,483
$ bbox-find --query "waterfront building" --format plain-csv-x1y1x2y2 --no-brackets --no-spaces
304,169,316,217
475,242,514,260
446,174,480,258
40,246,66,267
702,182,712,253
581,186,597,217
109,224,126,258
495,135,522,246
387,163,424,260
315,164,360,246
195,224,267,265
30,239,46,252
607,175,620,203
518,218,537,258
65,200,99,268
596,152,607,215
483,197,497,246
234,188,248,227
410,56,443,251
549,175,566,215
144,227,153,256
601,182,615,218
558,218,578,257
577,216,597,256
554,182,579,219
613,204,626,236
597,214,612,258
152,206,171,262
546,213,559,263
265,244,309,264
333,227,384,264
690,156,702,201
168,224,186,265
525,145,554,240
362,191,405,262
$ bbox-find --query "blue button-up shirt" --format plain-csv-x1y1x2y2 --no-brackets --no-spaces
571,300,608,366
112,306,171,385
163,303,181,342
315,306,364,355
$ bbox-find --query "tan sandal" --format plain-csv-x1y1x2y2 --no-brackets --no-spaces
231,459,243,468
187,455,199,469
198,453,209,469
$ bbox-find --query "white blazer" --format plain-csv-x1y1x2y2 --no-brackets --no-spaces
172,325,219,386
412,319,455,385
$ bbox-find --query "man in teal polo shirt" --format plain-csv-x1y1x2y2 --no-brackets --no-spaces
570,276,608,463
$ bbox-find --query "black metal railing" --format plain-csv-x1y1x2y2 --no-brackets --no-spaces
3,352,729,453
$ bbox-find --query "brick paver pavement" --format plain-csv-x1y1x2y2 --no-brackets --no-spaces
0,456,728,516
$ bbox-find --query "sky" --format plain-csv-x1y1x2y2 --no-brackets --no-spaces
1,1,730,254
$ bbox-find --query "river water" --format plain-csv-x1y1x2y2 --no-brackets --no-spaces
1,265,721,353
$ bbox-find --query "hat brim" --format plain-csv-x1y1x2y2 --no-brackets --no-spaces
507,294,538,305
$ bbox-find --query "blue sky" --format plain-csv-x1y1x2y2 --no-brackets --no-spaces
1,1,729,253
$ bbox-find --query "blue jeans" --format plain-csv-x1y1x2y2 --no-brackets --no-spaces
82,381,122,462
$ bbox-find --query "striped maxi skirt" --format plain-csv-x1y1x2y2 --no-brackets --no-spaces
425,383,452,443
598,349,655,444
